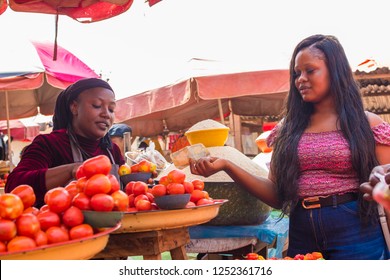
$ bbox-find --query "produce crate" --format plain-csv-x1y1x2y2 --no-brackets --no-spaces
204,182,271,225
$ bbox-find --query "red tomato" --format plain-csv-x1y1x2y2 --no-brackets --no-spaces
133,194,149,206
107,174,120,194
64,181,82,200
191,179,205,191
0,241,6,252
196,198,214,206
167,169,186,184
46,226,70,244
69,224,94,240
23,206,40,216
62,206,84,228
0,219,17,242
183,181,194,194
159,175,169,186
76,177,88,193
39,204,50,213
72,192,91,210
34,230,48,247
124,181,135,195
185,201,196,208
111,190,129,211
7,236,36,252
45,187,72,214
166,183,185,195
90,193,114,211
0,193,24,220
132,181,148,196
82,155,111,178
75,165,85,180
15,213,41,238
36,210,61,231
10,184,36,209
145,192,155,203
135,199,152,211
151,184,167,197
190,189,206,203
84,174,112,196
128,194,135,207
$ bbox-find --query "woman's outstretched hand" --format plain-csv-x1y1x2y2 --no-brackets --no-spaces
189,157,226,177
360,164,390,201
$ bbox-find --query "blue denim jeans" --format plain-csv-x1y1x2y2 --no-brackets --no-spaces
288,200,389,260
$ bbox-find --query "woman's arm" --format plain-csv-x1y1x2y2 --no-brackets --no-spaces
189,157,281,208
45,162,82,190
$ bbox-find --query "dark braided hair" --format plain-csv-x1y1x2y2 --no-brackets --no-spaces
52,78,114,149
271,35,378,222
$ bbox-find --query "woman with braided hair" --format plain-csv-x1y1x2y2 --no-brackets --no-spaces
5,78,125,207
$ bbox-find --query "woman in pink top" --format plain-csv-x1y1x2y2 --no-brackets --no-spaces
190,34,390,259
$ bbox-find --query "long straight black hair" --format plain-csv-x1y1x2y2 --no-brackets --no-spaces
271,35,378,220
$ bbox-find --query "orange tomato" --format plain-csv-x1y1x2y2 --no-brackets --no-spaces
10,184,36,209
82,155,112,178
0,193,24,220
151,184,167,197
46,226,70,244
111,190,129,211
166,183,185,195
84,174,112,196
45,187,72,214
72,192,91,210
7,236,36,252
118,164,131,176
90,193,114,212
0,219,17,242
69,224,94,240
36,210,61,231
191,179,205,191
62,206,84,228
167,169,186,184
15,213,41,238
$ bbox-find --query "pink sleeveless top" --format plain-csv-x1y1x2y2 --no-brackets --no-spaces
267,122,390,198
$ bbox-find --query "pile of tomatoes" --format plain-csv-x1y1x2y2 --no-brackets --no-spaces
124,169,216,212
0,154,124,254
244,252,324,260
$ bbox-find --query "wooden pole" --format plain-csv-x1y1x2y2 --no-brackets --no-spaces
5,91,13,171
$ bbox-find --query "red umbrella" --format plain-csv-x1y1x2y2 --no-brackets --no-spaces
7,0,134,23
0,40,99,167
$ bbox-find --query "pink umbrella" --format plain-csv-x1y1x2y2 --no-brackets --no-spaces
0,40,99,166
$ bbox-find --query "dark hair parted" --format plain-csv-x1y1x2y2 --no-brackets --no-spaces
52,78,114,149
271,34,378,220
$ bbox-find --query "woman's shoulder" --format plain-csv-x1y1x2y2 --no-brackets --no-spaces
366,111,385,127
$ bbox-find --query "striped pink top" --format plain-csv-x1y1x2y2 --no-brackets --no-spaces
267,122,390,198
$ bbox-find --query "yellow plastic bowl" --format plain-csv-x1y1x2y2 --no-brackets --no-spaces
185,127,229,147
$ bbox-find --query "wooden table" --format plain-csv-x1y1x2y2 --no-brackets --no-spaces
93,227,190,260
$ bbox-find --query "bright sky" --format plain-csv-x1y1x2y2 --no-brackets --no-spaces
1,0,390,100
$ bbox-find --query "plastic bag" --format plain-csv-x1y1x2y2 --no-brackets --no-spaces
126,141,169,172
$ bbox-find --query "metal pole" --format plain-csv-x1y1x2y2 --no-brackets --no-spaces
5,91,13,171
